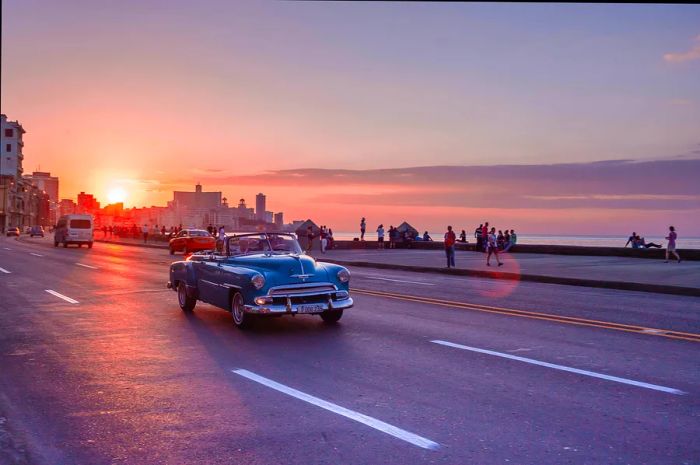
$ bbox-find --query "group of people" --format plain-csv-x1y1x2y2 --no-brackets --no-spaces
304,225,335,253
625,226,681,263
375,224,421,249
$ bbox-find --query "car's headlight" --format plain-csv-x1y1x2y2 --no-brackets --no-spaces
337,269,350,283
251,273,266,290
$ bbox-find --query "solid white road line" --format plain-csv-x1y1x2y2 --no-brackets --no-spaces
359,275,434,286
2,247,11,250
232,369,440,450
76,263,99,269
45,290,79,304
431,340,685,395
0,267,10,274
29,252,43,257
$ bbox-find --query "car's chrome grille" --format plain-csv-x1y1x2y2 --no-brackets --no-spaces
269,284,336,296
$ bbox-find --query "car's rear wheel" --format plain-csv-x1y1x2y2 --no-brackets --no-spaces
177,282,196,312
320,310,343,324
63,241,68,248
54,241,58,247
231,292,250,329
169,247,175,255
88,242,93,249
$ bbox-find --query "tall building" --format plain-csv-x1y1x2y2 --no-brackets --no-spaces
59,199,77,216
24,171,59,224
173,183,221,209
0,114,25,178
274,212,284,228
255,193,266,221
1,115,27,230
77,192,100,214
24,171,59,202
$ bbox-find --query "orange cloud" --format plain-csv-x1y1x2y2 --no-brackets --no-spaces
664,34,700,63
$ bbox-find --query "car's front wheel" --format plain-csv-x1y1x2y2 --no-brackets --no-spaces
320,310,343,324
231,292,250,329
177,282,196,312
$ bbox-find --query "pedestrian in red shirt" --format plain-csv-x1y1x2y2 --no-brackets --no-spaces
444,225,456,268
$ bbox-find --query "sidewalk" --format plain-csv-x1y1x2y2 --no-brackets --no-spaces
314,248,700,297
95,237,700,297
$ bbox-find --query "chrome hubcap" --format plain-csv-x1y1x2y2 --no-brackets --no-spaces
233,296,243,323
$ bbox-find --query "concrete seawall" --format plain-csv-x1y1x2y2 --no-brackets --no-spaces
329,240,700,260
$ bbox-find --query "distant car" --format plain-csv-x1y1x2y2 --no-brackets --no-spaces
168,233,353,328
30,226,45,237
6,227,20,237
54,214,94,248
169,229,216,255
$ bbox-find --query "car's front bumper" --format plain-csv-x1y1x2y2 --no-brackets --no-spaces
244,297,354,315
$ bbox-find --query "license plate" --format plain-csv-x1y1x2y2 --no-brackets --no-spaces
297,304,324,314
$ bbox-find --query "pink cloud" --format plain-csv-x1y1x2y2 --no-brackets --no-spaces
664,34,700,63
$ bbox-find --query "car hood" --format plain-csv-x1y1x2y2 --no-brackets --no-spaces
230,254,325,278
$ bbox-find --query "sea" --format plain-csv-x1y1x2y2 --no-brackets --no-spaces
325,232,700,249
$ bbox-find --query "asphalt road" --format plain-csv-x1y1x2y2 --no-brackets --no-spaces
1,235,699,465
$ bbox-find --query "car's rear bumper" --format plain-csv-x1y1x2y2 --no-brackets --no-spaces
244,297,354,315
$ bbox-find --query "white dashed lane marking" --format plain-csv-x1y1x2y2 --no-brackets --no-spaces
45,290,79,304
0,267,10,274
29,252,44,257
431,340,685,395
232,369,440,450
76,263,99,269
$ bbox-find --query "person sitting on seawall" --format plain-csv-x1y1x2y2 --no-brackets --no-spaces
423,231,433,241
459,230,467,243
503,229,517,252
634,234,662,249
625,232,639,248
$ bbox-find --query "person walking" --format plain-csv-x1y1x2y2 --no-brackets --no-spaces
320,226,328,254
217,225,226,252
474,224,483,250
444,225,456,268
360,217,366,241
486,227,503,266
376,224,385,249
664,226,681,263
142,224,149,243
306,226,314,253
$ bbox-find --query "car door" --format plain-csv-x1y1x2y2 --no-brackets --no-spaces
195,254,228,308
173,231,187,251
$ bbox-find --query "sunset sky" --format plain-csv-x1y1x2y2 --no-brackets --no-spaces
2,1,699,234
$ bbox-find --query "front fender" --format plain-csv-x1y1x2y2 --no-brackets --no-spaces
169,260,197,289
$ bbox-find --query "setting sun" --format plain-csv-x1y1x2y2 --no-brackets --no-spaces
107,187,127,204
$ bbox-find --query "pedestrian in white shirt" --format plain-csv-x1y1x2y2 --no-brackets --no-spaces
377,224,385,249
142,224,149,244
486,227,503,267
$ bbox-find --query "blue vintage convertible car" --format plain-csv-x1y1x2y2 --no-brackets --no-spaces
167,232,353,328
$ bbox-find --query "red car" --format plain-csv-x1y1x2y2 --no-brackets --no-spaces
169,229,216,255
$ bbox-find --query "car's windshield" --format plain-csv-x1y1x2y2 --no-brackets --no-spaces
227,233,302,256
189,230,210,237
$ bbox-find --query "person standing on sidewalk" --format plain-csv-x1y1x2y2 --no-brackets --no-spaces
474,224,483,250
486,227,503,266
664,226,681,263
376,224,385,249
142,224,149,243
360,217,366,241
481,222,489,252
444,225,456,268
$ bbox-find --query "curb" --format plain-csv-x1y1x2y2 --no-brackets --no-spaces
96,239,168,250
94,239,700,297
320,259,700,298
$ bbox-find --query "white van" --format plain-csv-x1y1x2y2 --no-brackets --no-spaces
54,214,94,248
